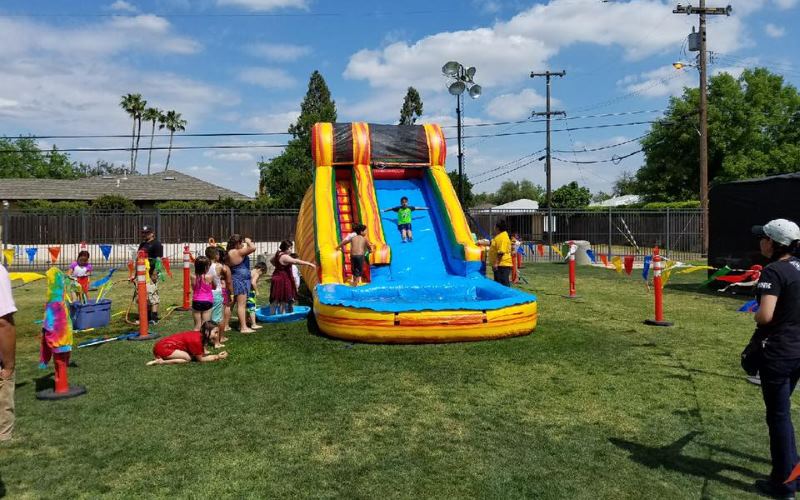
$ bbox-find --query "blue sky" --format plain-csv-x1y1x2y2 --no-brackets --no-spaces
1,0,798,198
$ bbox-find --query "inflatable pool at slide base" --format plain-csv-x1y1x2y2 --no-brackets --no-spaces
295,122,538,343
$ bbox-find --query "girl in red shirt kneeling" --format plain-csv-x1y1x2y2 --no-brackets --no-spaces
147,321,227,366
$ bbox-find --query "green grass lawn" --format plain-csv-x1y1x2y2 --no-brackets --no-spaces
1,263,772,498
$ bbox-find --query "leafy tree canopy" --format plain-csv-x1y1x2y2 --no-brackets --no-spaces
547,181,592,209
399,87,424,125
91,194,138,212
260,71,337,208
0,138,80,179
635,68,800,202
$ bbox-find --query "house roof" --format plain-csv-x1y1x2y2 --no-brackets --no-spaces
589,194,641,207
0,170,251,202
492,198,540,210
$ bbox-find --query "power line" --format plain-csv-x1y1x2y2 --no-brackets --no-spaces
1,131,290,140
452,108,664,130
473,158,543,186
552,134,647,153
457,119,661,140
0,9,454,19
552,149,644,164
468,148,546,181
0,144,288,154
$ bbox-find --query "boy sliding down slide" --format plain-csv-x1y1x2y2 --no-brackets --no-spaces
383,196,428,243
336,224,374,286
146,321,227,366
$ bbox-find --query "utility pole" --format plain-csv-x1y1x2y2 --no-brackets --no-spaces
530,70,566,259
673,2,732,256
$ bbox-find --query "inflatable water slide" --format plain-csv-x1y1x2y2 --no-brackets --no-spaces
295,122,537,343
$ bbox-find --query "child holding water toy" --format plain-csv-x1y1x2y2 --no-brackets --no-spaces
246,262,267,330
146,321,227,366
383,196,428,243
335,224,374,286
67,250,92,300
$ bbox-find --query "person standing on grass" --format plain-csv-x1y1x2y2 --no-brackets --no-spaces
147,321,227,366
748,218,800,499
246,262,267,330
0,264,17,441
227,234,257,333
488,220,513,287
138,225,163,324
269,240,315,315
383,196,428,243
191,256,216,332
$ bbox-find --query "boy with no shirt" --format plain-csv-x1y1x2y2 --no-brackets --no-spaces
336,224,374,286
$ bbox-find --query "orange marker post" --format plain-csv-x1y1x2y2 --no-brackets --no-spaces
566,241,578,299
179,244,191,311
645,247,673,327
128,250,159,341
35,350,87,400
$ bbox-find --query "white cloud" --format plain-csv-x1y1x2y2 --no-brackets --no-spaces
774,0,798,9
109,0,138,12
246,43,311,62
204,151,256,162
242,111,300,132
238,67,297,89
216,0,309,11
620,66,694,98
485,89,548,120
343,0,750,93
765,23,786,38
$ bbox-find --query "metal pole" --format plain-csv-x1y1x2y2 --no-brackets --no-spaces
457,93,464,206
607,207,613,261
698,0,710,257
229,207,235,236
665,207,671,258
545,74,553,260
1,201,8,253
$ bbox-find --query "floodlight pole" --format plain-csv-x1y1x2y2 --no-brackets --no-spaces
673,1,731,257
530,70,566,259
455,93,465,206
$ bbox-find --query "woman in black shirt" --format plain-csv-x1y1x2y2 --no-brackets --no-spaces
751,218,800,499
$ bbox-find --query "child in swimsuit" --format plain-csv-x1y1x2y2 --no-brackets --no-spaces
335,223,374,286
67,250,92,301
247,262,267,330
382,196,428,243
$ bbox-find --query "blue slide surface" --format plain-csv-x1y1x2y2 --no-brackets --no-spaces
315,176,535,313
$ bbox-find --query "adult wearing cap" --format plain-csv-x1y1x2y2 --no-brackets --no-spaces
748,218,800,499
138,226,164,324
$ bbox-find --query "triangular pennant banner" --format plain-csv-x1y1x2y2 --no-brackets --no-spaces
611,256,623,273
161,257,173,277
537,244,545,257
551,245,563,258
623,255,634,275
99,244,112,261
586,249,596,264
89,268,117,289
642,256,652,281
26,247,37,263
599,254,609,268
2,249,13,266
8,272,46,284
48,246,61,264
701,265,732,287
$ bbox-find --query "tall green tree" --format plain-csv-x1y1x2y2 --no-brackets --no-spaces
159,110,187,172
120,93,146,172
636,68,800,201
547,181,591,208
399,87,424,125
259,71,337,207
142,107,163,175
0,138,79,179
491,180,545,205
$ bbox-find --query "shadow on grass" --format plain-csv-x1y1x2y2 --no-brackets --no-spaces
0,473,6,497
34,373,54,392
666,283,754,304
610,431,760,494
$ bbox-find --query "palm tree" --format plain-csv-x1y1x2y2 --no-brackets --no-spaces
119,93,146,173
142,107,163,175
159,110,187,172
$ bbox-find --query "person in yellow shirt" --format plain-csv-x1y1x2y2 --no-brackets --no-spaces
488,220,513,286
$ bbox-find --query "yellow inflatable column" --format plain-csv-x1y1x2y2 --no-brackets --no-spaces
351,122,391,266
423,124,482,263
311,123,344,284
295,186,319,291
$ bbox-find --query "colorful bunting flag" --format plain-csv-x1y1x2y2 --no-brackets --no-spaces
155,258,167,282
537,244,545,257
99,244,112,261
661,261,679,286
642,256,652,280
89,268,117,289
701,265,732,287
676,265,714,275
48,246,61,264
2,249,13,266
611,256,623,273
599,254,609,268
623,255,634,275
8,272,46,284
161,257,173,277
586,249,596,264
551,245,563,258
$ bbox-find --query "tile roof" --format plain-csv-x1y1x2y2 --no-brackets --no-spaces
0,170,252,201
